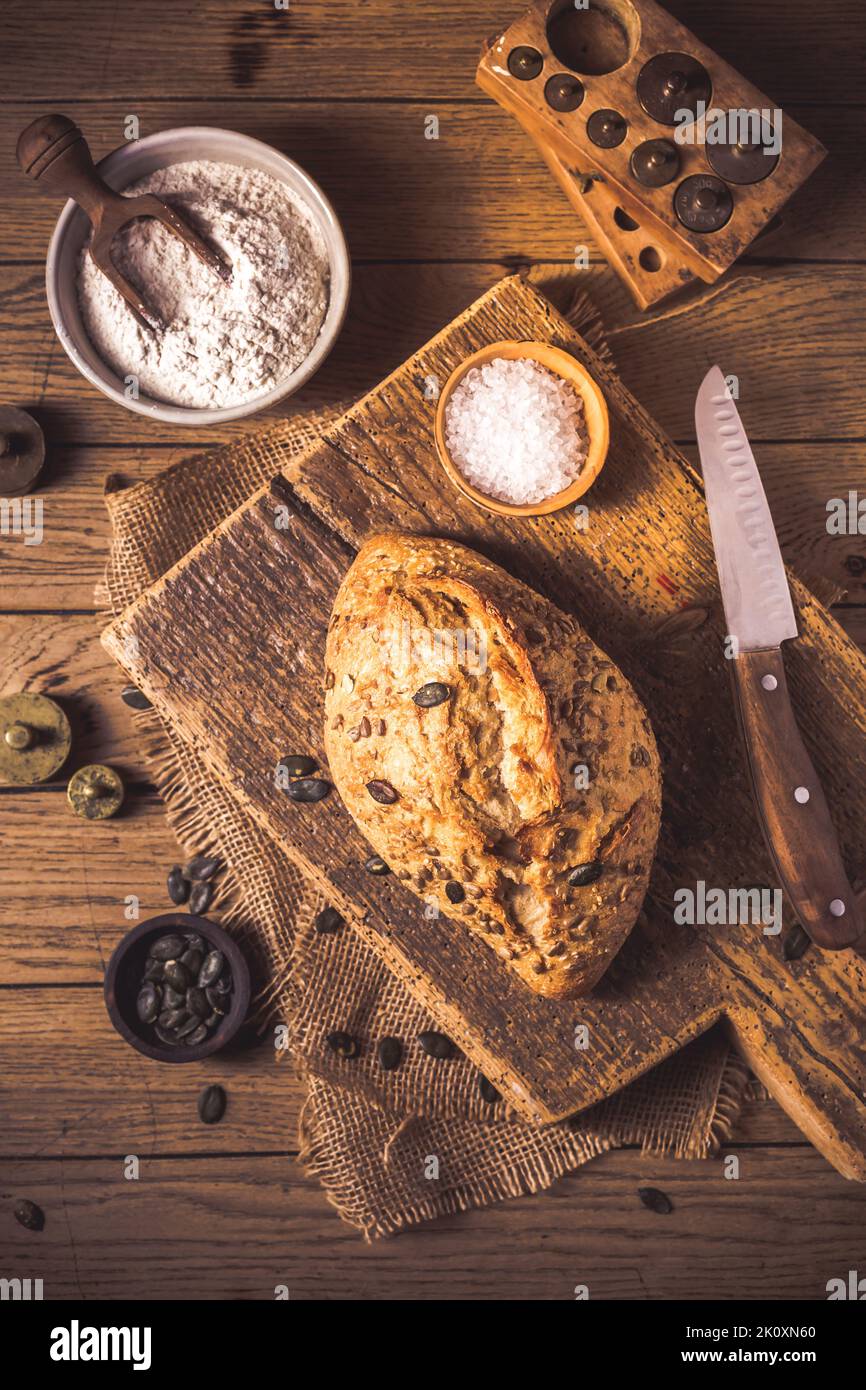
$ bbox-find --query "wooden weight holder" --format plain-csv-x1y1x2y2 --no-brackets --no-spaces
478,0,826,309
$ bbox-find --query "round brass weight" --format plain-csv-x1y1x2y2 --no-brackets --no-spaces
0,692,71,785
67,764,125,820
507,45,543,81
707,135,779,185
0,406,45,498
586,108,628,149
630,138,680,188
636,52,712,126
544,73,585,112
674,174,734,233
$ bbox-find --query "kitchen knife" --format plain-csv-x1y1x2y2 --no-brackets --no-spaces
696,364,864,951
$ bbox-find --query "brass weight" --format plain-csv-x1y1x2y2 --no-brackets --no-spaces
67,764,125,820
0,407,45,497
0,692,71,785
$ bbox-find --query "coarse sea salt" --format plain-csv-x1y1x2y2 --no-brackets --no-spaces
444,356,587,505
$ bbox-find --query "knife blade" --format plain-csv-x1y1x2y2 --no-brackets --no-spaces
696,365,864,952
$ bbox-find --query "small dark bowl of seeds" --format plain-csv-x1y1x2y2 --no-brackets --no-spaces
104,912,250,1063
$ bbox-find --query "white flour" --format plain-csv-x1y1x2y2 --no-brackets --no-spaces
77,159,330,409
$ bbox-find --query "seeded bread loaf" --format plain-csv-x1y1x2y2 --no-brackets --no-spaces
323,534,661,998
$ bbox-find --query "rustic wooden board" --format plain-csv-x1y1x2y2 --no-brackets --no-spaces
103,275,866,1168
2,1149,864,1300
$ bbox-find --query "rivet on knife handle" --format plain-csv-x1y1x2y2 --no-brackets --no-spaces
730,648,864,950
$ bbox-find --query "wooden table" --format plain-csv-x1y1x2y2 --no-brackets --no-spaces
1,0,865,1300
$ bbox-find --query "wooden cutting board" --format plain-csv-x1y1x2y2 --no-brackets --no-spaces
103,275,866,1176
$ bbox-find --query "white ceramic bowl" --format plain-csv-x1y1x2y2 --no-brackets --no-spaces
45,127,351,425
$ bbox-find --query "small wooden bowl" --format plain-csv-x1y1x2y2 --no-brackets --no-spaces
434,340,610,517
104,912,251,1064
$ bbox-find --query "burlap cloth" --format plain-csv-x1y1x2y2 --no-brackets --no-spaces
101,287,749,1239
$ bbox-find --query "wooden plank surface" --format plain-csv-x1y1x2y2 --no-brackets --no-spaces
1,1149,862,1300
1,0,865,1299
1,265,862,455
0,791,187,982
0,0,860,103
0,616,153,773
0,988,297,1155
0,102,858,265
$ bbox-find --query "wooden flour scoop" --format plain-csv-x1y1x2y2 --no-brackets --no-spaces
17,114,230,330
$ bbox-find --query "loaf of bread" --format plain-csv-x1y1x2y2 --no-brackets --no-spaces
323,534,661,998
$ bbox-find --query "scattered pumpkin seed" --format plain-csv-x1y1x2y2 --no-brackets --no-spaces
325,1030,359,1059
478,1074,500,1104
364,854,390,876
377,1036,403,1071
314,907,344,935
418,1030,454,1060
638,1186,673,1215
167,866,190,906
13,1199,44,1232
185,855,221,882
567,861,603,887
279,754,318,779
198,1084,227,1125
120,684,152,711
412,682,450,708
188,880,214,915
285,777,332,803
366,779,399,805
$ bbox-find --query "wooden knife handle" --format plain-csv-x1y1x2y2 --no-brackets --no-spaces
731,647,864,951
